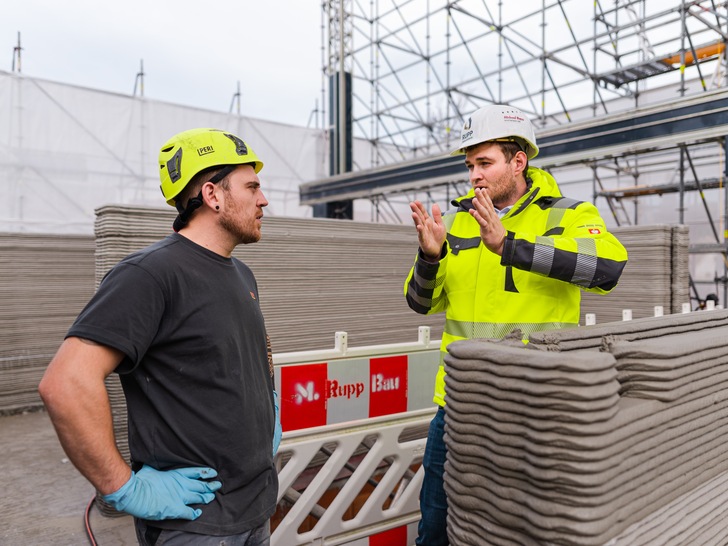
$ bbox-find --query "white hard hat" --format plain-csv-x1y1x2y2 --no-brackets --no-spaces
451,104,539,159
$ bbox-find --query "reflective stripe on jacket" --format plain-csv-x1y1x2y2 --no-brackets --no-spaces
404,167,628,407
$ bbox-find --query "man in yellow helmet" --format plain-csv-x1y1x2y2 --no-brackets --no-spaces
40,128,281,545
404,105,628,545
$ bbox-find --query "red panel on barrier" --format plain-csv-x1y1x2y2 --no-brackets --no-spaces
369,355,408,418
280,363,328,431
369,525,407,546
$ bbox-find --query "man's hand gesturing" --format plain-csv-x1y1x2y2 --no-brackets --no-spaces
470,188,506,256
410,201,447,261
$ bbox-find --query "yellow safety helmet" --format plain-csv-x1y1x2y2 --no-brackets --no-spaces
158,128,263,207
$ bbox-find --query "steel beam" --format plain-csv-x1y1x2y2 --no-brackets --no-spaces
301,89,728,205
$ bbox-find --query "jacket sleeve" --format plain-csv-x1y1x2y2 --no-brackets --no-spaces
500,201,628,294
404,245,449,314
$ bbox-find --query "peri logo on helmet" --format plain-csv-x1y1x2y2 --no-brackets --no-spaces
223,133,248,156
167,148,183,183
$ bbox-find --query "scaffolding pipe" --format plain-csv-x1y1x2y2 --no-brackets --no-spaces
11,31,22,73
680,2,687,95
338,0,347,175
724,136,728,306
679,146,686,224
229,81,241,115
682,144,722,244
132,59,144,98
541,0,546,123
725,2,728,308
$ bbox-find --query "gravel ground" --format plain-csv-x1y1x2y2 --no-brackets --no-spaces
1,409,136,546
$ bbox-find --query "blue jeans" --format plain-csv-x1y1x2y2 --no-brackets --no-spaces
134,519,270,546
416,406,449,546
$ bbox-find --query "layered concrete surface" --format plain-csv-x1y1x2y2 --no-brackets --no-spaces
443,310,728,545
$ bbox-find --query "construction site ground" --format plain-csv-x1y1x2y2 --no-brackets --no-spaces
3,408,418,546
2,409,136,546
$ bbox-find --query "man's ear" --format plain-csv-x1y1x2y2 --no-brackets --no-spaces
512,150,528,176
200,181,220,210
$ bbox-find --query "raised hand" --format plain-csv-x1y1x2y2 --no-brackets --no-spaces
469,188,506,255
410,201,447,261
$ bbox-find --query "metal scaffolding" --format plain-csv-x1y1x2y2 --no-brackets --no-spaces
322,0,728,166
319,0,728,307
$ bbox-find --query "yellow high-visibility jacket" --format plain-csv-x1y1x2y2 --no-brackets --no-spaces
404,167,628,407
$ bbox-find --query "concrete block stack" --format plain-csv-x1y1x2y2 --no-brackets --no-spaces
580,224,690,323
443,309,728,545
528,308,728,352
92,205,445,352
0,234,95,414
0,210,697,424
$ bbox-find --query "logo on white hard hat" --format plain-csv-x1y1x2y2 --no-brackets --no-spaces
461,117,474,143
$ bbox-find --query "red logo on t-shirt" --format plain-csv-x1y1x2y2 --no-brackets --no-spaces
589,228,601,235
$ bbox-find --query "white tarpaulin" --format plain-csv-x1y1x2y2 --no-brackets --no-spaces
0,69,328,234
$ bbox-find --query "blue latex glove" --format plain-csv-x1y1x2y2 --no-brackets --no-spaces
273,389,282,457
102,465,221,520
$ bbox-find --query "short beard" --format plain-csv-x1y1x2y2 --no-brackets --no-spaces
219,211,261,245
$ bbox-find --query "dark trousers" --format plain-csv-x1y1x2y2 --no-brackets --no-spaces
134,519,270,546
416,406,449,546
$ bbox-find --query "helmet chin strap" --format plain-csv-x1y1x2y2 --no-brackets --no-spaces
208,165,236,184
173,191,204,232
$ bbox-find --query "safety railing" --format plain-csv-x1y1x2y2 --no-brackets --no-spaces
270,327,440,545
272,408,435,545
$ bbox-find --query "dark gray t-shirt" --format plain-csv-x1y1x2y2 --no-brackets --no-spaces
68,233,277,534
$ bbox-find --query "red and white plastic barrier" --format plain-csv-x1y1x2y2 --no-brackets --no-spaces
274,329,440,432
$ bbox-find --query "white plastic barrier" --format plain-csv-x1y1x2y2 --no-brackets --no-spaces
271,327,441,545
273,409,435,546
273,327,440,432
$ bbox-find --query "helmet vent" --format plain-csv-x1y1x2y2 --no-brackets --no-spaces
224,133,248,156
166,148,183,183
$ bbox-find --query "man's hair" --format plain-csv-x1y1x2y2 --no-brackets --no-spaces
497,141,525,162
175,166,233,211
464,140,529,169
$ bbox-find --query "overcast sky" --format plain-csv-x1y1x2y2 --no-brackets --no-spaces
3,1,323,127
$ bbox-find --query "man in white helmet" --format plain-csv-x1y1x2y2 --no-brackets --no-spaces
404,105,628,544
40,128,281,545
